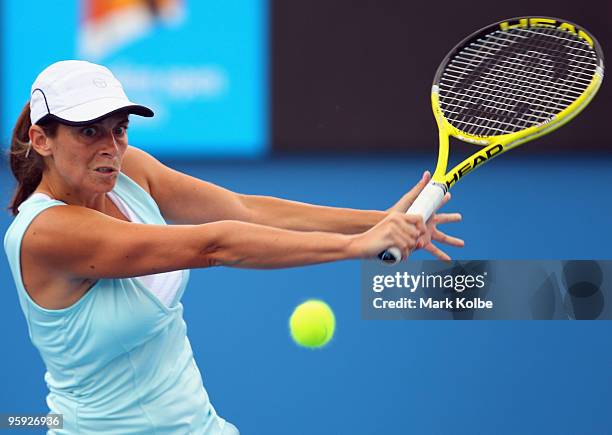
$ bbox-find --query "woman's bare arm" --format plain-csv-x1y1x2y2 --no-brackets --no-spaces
23,205,424,281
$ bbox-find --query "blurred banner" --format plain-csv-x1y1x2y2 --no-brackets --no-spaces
1,0,268,157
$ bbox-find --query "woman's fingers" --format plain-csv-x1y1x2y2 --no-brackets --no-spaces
404,214,427,235
435,192,451,210
424,242,451,261
397,171,431,210
432,229,465,247
431,212,462,224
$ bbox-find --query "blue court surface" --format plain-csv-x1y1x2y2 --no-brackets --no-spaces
1,154,611,434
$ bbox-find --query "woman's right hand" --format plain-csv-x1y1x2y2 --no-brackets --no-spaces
348,212,427,260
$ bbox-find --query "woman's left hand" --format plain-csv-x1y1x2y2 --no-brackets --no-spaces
387,170,432,214
389,171,464,261
417,192,464,261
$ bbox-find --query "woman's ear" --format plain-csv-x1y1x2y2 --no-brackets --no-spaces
29,125,54,157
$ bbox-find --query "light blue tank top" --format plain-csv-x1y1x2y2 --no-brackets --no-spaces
3,172,227,434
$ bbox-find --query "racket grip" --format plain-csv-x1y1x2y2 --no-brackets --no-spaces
377,181,447,265
405,181,447,222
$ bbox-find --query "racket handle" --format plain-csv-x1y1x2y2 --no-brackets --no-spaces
377,181,447,265
405,181,447,222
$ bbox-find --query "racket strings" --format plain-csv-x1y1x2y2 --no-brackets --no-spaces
438,26,600,137
449,29,593,132
485,30,572,131
443,29,596,135
516,29,591,107
453,31,588,133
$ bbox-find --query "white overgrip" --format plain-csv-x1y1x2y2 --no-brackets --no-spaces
378,181,446,264
406,181,446,222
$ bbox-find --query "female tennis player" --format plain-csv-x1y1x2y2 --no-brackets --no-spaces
4,61,463,434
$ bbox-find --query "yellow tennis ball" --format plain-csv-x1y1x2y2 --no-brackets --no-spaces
289,299,335,348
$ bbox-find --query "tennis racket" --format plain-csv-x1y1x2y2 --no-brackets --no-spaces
379,16,604,264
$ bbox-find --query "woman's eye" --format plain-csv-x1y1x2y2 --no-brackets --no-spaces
81,127,97,137
114,126,127,136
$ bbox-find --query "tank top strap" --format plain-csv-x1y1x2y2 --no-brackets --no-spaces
112,172,166,225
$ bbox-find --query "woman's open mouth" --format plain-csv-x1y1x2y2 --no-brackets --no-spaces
94,167,117,175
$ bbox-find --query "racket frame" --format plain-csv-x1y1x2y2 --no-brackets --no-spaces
380,17,604,264
430,17,605,190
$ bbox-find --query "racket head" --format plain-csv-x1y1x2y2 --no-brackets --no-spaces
432,17,604,148
379,17,604,265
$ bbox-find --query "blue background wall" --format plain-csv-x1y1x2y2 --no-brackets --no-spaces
2,154,612,434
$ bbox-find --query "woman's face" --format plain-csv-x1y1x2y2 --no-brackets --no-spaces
42,114,129,195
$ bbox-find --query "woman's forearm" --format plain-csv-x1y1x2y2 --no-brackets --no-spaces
191,220,358,269
239,194,387,234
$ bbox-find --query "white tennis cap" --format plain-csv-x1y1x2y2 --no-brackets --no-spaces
30,60,153,125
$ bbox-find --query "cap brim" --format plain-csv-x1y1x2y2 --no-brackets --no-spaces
38,97,154,126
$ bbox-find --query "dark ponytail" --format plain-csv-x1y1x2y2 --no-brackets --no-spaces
7,102,58,216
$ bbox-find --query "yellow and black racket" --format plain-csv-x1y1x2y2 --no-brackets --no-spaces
380,16,604,264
